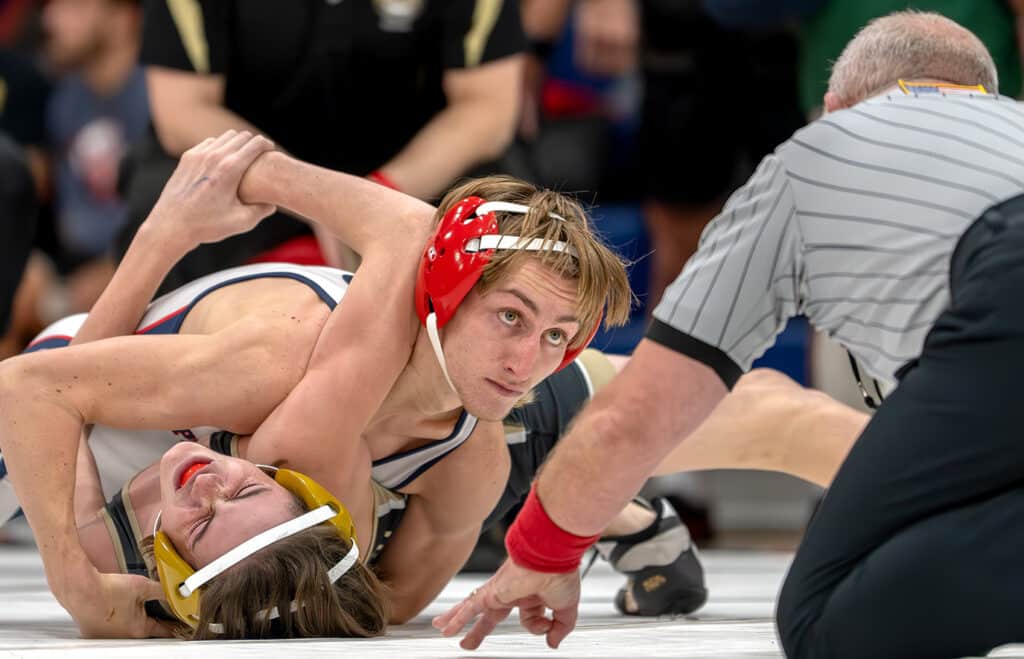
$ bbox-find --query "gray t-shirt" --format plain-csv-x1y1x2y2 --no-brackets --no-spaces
651,88,1024,386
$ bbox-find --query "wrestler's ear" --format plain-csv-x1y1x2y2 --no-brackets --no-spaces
823,92,846,114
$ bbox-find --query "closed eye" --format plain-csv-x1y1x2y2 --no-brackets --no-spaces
191,484,268,549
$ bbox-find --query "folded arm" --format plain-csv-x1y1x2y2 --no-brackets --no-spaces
239,150,435,260
0,314,315,634
375,423,510,622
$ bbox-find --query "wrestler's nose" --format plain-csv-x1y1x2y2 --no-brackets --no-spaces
191,472,225,504
503,335,540,380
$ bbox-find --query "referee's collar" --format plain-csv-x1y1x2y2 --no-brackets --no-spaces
886,79,990,97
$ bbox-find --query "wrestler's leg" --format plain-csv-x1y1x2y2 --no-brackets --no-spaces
652,367,868,487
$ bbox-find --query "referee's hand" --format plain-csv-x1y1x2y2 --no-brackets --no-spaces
432,557,581,650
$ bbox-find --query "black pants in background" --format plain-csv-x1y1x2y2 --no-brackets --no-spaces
0,134,36,334
777,192,1024,658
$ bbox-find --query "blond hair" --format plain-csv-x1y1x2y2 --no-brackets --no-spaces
435,176,634,349
829,11,998,105
140,523,389,639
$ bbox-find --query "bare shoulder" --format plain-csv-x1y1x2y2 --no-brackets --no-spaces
179,276,333,336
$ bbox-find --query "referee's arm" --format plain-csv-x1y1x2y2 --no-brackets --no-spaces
535,153,802,535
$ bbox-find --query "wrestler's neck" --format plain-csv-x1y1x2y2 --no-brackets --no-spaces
123,464,162,537
369,326,464,439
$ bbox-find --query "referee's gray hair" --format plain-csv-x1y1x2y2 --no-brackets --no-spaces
828,10,998,105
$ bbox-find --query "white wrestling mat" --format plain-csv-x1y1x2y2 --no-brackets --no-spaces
0,546,779,657
0,546,1020,658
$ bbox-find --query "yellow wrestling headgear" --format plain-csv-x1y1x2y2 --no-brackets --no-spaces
152,466,359,630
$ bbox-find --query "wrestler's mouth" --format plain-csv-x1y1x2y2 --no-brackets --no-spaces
176,460,212,490
486,378,525,397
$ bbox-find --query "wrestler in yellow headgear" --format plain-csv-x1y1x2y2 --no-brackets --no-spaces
152,466,359,629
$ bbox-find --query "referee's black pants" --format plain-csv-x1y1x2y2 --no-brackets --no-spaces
777,193,1024,659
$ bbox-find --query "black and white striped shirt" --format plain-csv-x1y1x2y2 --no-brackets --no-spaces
650,89,1024,387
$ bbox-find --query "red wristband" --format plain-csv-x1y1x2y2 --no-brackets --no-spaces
504,485,601,573
367,169,399,190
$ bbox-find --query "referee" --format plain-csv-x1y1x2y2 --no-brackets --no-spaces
435,11,1024,658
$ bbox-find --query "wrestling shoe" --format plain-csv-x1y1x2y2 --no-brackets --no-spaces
596,497,708,616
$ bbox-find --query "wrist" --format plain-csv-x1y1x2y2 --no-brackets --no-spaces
505,485,601,573
45,546,97,609
136,215,196,257
238,149,289,206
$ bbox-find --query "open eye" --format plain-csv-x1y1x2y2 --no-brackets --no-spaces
499,309,519,325
544,329,567,347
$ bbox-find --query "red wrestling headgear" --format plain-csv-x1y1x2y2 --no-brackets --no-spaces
414,196,598,372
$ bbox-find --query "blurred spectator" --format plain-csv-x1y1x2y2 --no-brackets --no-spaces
798,1,1022,113
700,0,827,31
628,0,805,313
40,0,147,313
0,45,50,190
122,0,525,291
0,133,36,341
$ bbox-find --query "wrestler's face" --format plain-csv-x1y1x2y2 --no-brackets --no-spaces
157,443,300,568
442,260,581,421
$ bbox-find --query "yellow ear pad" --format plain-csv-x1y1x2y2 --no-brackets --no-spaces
273,468,358,545
153,530,201,628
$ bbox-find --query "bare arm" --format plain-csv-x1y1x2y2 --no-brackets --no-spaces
71,132,276,345
238,150,435,261
146,68,257,156
375,56,522,199
74,431,106,526
0,314,310,635
520,0,573,39
375,423,510,622
539,339,727,535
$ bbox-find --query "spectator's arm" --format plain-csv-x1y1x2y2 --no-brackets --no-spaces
521,0,573,41
574,0,639,76
374,54,523,199
145,67,259,156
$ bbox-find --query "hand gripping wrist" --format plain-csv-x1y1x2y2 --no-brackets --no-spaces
505,485,600,573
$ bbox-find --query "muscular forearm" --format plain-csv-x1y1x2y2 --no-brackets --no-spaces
239,151,435,257
537,339,727,536
379,87,519,199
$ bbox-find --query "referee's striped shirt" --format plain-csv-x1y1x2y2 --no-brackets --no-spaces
650,89,1024,387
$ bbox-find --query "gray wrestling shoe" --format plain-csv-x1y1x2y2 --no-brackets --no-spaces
596,497,708,616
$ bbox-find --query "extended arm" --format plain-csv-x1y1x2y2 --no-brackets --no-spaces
71,132,275,345
374,423,510,623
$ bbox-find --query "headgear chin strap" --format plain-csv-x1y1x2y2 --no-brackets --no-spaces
415,197,595,388
152,466,359,631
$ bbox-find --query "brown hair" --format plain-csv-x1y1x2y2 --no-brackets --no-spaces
140,524,389,640
435,175,635,349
